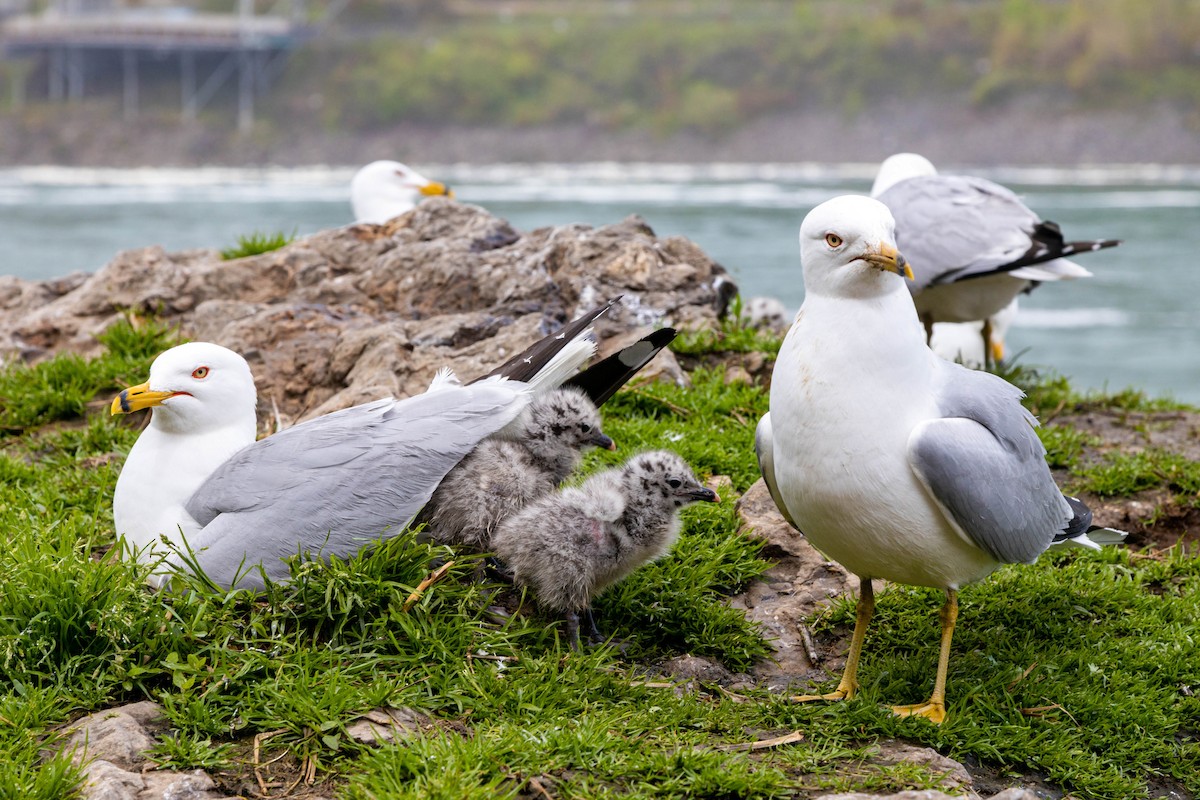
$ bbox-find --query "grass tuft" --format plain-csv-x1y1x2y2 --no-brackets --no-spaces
220,230,296,260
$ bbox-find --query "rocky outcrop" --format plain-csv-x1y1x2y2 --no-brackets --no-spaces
0,199,732,423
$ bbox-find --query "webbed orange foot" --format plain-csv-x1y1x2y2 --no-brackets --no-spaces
891,699,946,725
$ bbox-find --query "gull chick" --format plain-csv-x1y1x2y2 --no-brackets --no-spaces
351,160,452,223
492,450,719,649
756,195,1124,723
418,386,615,550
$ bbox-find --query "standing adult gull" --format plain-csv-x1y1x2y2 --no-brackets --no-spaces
755,195,1124,723
350,160,453,224
112,301,673,590
871,152,1120,360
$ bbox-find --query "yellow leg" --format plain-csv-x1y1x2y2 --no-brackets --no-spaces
793,577,874,703
892,588,957,725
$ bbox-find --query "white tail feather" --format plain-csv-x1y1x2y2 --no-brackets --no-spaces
526,332,597,395
1009,258,1092,282
1048,526,1128,553
428,367,461,392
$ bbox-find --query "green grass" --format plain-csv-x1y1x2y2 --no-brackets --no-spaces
1,322,1198,799
219,230,296,261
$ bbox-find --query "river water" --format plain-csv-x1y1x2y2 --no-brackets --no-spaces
1,162,1198,403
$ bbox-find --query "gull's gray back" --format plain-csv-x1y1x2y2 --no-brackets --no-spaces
878,175,1039,291
184,381,530,588
907,360,1072,564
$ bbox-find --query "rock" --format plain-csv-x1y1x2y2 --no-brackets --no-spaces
729,479,856,688
59,702,165,770
345,707,433,746
866,741,974,793
660,654,736,685
52,702,235,800
0,200,733,424
816,792,1037,800
743,296,790,334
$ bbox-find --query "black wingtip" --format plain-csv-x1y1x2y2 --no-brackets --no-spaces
1053,494,1095,543
563,327,678,407
472,298,620,386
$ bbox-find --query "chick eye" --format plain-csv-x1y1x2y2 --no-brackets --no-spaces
667,478,682,489
192,366,210,379
580,423,591,433
825,233,844,248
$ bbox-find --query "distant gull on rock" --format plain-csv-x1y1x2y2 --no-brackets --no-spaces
111,301,668,590
755,195,1125,723
871,152,1120,358
417,386,615,552
351,160,453,223
493,450,719,649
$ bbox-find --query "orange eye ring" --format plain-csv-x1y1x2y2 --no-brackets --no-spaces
192,366,210,379
825,233,843,248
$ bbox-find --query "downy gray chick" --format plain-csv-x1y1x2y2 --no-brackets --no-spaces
418,386,614,551
492,450,720,649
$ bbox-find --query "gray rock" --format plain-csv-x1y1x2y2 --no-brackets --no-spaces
345,707,432,746
867,740,974,794
0,201,730,425
59,703,164,770
729,479,856,687
52,702,235,800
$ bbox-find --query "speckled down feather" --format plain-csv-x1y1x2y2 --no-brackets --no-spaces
492,450,717,614
417,387,609,550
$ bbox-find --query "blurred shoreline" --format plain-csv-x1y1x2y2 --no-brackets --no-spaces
2,95,1198,169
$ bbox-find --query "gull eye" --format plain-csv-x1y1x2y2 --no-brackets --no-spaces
667,478,682,489
580,423,591,433
825,233,844,248
192,366,210,379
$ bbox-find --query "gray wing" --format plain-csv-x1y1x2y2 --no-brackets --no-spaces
754,412,798,528
183,380,530,589
879,175,1042,291
907,361,1072,564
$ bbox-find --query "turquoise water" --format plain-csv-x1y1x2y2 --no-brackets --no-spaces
1,163,1198,403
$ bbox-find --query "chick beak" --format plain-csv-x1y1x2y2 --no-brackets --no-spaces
685,487,720,503
420,181,453,198
592,432,617,451
110,382,178,415
861,242,914,280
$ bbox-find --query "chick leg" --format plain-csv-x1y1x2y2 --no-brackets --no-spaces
792,577,874,702
563,610,583,651
582,607,605,646
892,588,957,725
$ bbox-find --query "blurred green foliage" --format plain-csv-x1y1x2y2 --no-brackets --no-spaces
293,0,1200,135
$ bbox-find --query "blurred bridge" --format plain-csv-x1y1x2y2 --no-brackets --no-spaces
1,0,310,130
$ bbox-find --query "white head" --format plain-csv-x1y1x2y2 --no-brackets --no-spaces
870,152,938,197
111,342,257,435
799,195,913,300
350,160,452,224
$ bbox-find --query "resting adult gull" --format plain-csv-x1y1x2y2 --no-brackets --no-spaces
350,160,452,223
871,152,1120,357
755,195,1124,723
112,301,670,590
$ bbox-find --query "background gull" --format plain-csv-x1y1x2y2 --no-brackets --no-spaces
111,300,661,589
871,152,1120,359
493,450,719,649
350,160,453,223
756,195,1124,723
930,298,1019,369
416,386,615,551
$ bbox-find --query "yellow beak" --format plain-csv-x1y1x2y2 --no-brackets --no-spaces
111,381,177,415
420,182,453,198
861,242,914,280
